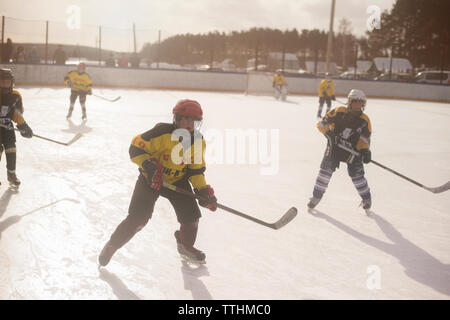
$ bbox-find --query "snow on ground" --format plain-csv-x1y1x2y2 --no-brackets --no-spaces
0,87,449,300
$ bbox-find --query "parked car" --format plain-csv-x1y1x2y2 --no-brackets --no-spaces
414,71,450,84
374,73,413,82
339,72,372,80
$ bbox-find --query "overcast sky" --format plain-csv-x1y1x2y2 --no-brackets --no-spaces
1,0,396,51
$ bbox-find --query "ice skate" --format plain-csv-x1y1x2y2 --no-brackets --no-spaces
360,198,372,216
174,231,206,265
7,171,20,190
307,196,321,210
82,113,87,121
98,241,118,267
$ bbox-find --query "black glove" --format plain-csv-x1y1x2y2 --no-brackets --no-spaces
360,149,371,164
331,95,336,101
194,185,217,212
17,122,33,138
141,158,163,190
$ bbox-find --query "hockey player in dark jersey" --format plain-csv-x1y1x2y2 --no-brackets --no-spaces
308,89,372,212
0,68,33,189
99,99,217,266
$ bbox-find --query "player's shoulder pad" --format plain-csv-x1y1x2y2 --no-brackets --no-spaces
360,113,372,130
329,106,346,116
11,89,22,99
141,122,175,141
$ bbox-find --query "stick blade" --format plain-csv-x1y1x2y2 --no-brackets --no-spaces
427,181,450,194
272,207,298,230
111,96,121,102
66,133,83,146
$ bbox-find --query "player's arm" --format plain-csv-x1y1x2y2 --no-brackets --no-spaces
356,115,372,151
317,106,344,134
12,111,33,138
187,139,207,190
189,139,217,211
64,71,73,87
86,74,93,94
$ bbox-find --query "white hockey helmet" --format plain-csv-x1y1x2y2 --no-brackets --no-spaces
347,89,366,108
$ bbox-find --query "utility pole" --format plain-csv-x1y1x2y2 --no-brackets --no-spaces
157,30,161,68
133,23,137,53
326,0,336,73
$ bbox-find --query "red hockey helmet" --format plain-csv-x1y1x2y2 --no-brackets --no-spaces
172,99,203,120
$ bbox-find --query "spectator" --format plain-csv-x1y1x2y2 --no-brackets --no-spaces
14,46,26,63
27,46,41,64
105,53,116,67
1,38,13,63
118,54,128,68
53,45,67,65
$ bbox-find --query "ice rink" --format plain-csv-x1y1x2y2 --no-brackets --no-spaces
0,86,449,300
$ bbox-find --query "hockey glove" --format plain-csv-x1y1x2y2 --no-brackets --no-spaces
17,122,33,138
360,149,371,164
87,90,92,95
331,95,336,101
195,185,217,212
142,158,163,190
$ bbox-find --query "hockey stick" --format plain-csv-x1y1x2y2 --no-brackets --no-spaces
0,124,82,146
335,98,347,105
93,93,121,102
337,143,450,194
162,181,298,230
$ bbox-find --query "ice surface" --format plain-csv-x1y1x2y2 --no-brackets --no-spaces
0,87,449,299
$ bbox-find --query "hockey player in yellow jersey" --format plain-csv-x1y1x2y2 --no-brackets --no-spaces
64,62,92,120
272,70,288,101
99,99,217,266
308,89,372,213
317,72,336,118
0,68,33,189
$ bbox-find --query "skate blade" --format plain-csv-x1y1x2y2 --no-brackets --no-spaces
179,254,206,265
8,184,20,191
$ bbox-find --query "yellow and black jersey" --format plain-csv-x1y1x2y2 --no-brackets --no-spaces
0,89,26,129
129,123,207,190
64,70,92,92
317,106,371,161
272,74,286,86
318,79,334,97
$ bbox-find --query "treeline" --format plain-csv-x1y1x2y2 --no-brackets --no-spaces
141,0,449,70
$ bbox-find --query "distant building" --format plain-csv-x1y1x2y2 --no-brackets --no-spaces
305,61,339,75
267,52,300,72
247,52,300,72
371,57,413,73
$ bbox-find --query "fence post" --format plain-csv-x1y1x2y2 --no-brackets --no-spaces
1,16,4,62
45,21,49,64
98,25,102,66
